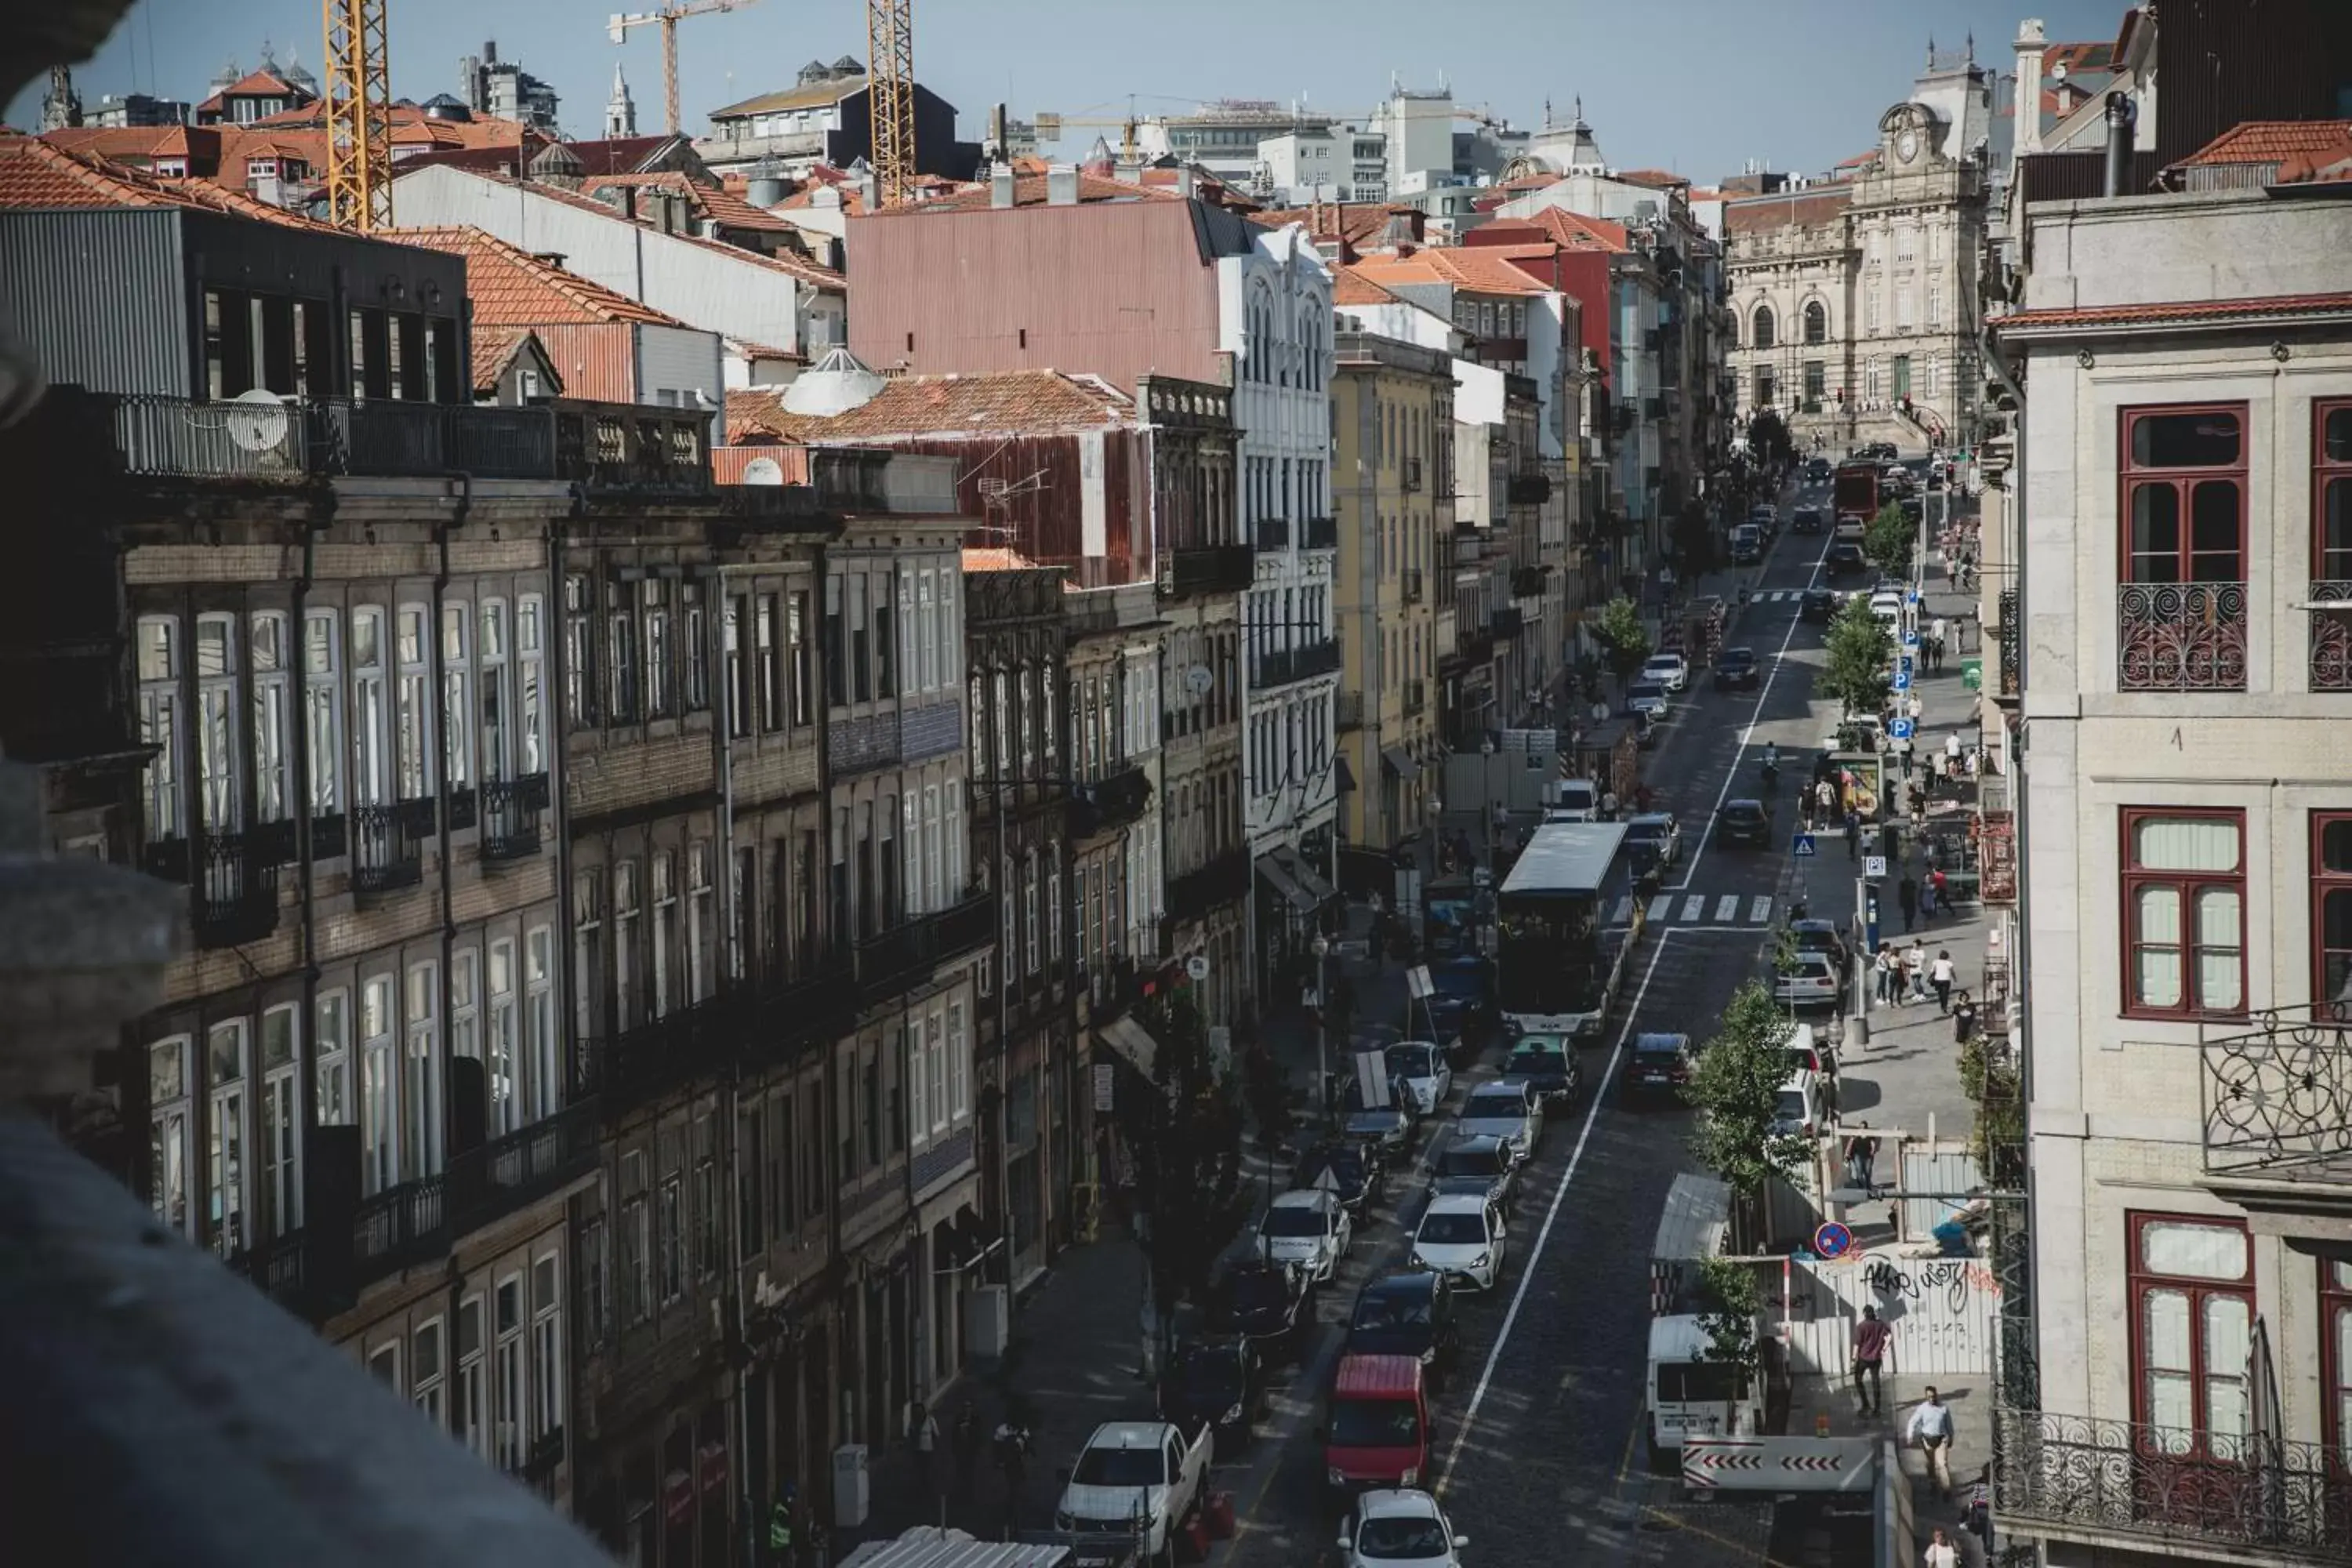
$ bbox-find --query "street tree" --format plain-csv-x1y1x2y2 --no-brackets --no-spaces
1748,409,1794,466
1864,500,1915,578
1819,597,1895,722
1682,978,1808,1249
1693,1254,1768,1437
1592,595,1653,688
1671,498,1719,578
1123,986,1246,1364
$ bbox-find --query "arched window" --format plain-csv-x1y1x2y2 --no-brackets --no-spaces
1803,301,1828,345
1751,306,1777,350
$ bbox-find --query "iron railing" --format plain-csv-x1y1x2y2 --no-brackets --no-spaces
478,774,550,863
1401,567,1425,604
1252,640,1341,690
1301,515,1338,550
2308,581,2352,691
350,800,432,895
853,895,993,1000
192,832,280,948
1508,474,1551,506
1491,607,1525,641
2117,582,2247,691
1335,691,1366,731
550,401,711,492
1998,587,2021,697
1068,764,1152,838
2200,1004,2352,1179
1403,457,1423,492
310,399,556,480
1510,564,1550,598
579,996,750,1107
1167,543,1255,600
349,1098,601,1286
112,394,313,476
1403,678,1427,714
1167,848,1249,924
1253,516,1290,553
1994,1406,2352,1560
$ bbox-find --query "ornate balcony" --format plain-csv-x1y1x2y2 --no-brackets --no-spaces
479,774,550,863
347,1098,602,1290
1253,516,1290,553
1490,607,1525,641
2117,582,2247,691
580,994,752,1107
854,894,993,1000
1068,764,1152,838
1167,543,1255,601
1336,691,1366,732
1510,564,1550,598
2309,582,2352,691
1401,567,1425,604
1403,679,1427,715
1994,1406,2352,1562
1251,640,1341,690
192,833,280,948
1507,474,1551,506
1402,457,1423,492
1167,848,1249,924
350,800,432,895
2200,1004,2352,1183
1301,515,1338,550
1998,587,2020,698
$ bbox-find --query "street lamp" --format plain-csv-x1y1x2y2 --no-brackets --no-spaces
1312,932,1333,1126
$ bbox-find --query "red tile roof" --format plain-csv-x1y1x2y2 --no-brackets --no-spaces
2278,136,2352,187
194,68,309,114
1348,248,1553,298
1724,187,1852,235
725,368,1131,444
0,135,328,227
391,225,690,327
960,546,1047,572
584,171,795,233
1615,169,1690,190
1476,208,1629,252
1332,268,1404,308
564,135,691,176
470,327,561,397
1993,292,2352,332
1250,201,1418,246
2170,118,2352,170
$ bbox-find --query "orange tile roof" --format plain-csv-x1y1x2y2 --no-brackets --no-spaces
2171,118,2352,170
1993,292,2352,333
249,100,531,151
725,368,1132,444
1349,248,1553,298
584,170,795,233
391,225,689,327
1479,207,1629,252
1615,169,1690,190
470,327,561,397
1724,187,1852,235
1250,201,1417,245
0,136,328,227
960,546,1047,572
1332,268,1403,308
194,68,308,114
2278,136,2352,187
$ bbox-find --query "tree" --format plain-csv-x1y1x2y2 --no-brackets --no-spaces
1748,409,1794,466
1682,979,1808,1248
1819,597,1895,722
1671,498,1718,578
1694,1254,1766,1437
1592,595,1652,688
1123,987,1246,1366
1864,500,1915,578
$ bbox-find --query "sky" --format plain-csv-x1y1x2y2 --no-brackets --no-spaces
13,0,2130,182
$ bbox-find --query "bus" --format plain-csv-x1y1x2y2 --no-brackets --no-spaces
1496,821,1644,1042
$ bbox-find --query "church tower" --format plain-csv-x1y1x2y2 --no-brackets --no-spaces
605,63,637,140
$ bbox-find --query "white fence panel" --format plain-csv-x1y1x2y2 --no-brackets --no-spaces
1779,1250,1998,1380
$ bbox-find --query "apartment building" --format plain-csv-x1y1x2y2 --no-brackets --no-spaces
1982,130,2352,1568
1332,332,1454,853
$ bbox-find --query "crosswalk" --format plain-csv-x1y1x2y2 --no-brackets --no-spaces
1750,588,1812,602
1610,892,1783,926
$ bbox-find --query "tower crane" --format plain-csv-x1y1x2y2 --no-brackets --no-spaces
866,0,916,207
608,0,760,140
1033,100,1141,165
322,0,391,230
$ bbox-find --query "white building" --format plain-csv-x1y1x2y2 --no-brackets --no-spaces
1982,150,2352,1568
1132,100,1334,184
1255,125,1387,205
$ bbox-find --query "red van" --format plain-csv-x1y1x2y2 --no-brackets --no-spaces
1322,1353,1431,1503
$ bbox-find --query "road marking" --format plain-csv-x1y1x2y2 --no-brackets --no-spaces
1679,895,1705,922
1436,936,1674,1499
1610,895,1633,924
1749,895,1774,924
1648,893,1675,922
1713,895,1739,921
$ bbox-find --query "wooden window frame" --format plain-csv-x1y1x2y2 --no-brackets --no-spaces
2315,812,2352,1022
2119,806,2247,1022
2126,1210,2252,1462
2322,1254,2351,1465
2118,403,2249,586
2315,398,2352,580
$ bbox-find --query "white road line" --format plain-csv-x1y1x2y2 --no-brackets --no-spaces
1679,895,1705,923
1436,936,1674,1499
1610,896,1633,924
1648,893,1675,922
1749,895,1775,923
1714,894,1739,921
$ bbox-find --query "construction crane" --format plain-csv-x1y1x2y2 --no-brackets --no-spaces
608,0,760,140
866,0,916,207
1033,100,1142,165
322,0,391,230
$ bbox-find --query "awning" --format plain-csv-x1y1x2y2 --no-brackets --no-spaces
1257,853,1319,914
936,1204,1001,1275
1381,745,1421,782
1096,1012,1159,1081
1334,753,1357,793
1290,854,1338,909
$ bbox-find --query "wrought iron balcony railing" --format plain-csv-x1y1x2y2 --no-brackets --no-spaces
1402,457,1423,492
349,800,433,895
1994,1405,2352,1559
192,831,281,948
1507,474,1551,506
1251,640,1341,690
2117,582,2247,691
1490,607,1525,641
1167,848,1250,924
347,1097,602,1290
2308,581,2352,691
853,894,993,1000
2200,1004,2352,1181
1998,587,2020,698
1403,678,1427,715
1301,515,1338,550
1167,543,1256,600
1510,564,1550,598
1401,566,1425,604
478,774,550,863
1253,516,1290,553
1068,764,1152,838
1335,691,1366,731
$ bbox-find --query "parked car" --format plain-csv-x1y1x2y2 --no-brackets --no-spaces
1624,680,1671,721
1622,812,1682,875
1641,652,1690,693
1546,778,1601,822
1730,524,1762,564
1338,1489,1468,1568
1823,714,1886,753
1384,1040,1453,1114
1791,506,1828,534
1789,918,1850,976
1769,950,1843,1011
1799,587,1841,623
1711,648,1760,691
1772,1067,1829,1140
1806,458,1833,481
1428,1134,1518,1210
1159,1338,1267,1449
1210,1259,1318,1363
1501,1033,1581,1109
1824,542,1867,576
1054,1421,1216,1563
1713,799,1772,849
1345,1272,1462,1380
1410,1194,1509,1292
1294,1138,1383,1211
1422,957,1494,1053
1258,1189,1352,1281
1343,1081,1422,1161
1457,1082,1542,1160
1621,1032,1697,1105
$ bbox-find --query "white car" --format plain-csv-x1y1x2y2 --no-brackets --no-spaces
1457,1082,1542,1162
1411,1193,1508,1291
1258,1189,1352,1282
1385,1040,1452,1113
1769,950,1842,1012
1823,713,1887,753
1640,652,1690,692
1339,1488,1468,1568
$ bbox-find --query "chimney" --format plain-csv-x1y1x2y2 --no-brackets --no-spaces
2102,89,2136,196
531,252,567,270
1046,164,1079,206
858,172,880,212
2013,19,2048,155
990,167,1016,208
619,186,638,221
1174,166,1195,198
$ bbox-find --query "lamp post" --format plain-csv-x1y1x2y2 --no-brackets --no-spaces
1312,932,1333,1127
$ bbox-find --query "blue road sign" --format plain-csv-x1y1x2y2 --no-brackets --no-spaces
1889,717,1916,740
1899,655,1915,676
1903,629,1922,648
1894,670,1912,691
1813,1220,1855,1260
1792,833,1819,858
1907,589,1922,606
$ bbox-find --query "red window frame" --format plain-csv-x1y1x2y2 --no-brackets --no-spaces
2127,1210,2253,1458
2318,400,2352,580
2118,404,2249,585
2119,807,2247,1021
2318,812,2352,1023
2324,1254,2352,1468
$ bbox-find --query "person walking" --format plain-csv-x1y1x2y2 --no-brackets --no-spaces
1843,1121,1878,1197
1905,939,1929,1003
1815,778,1836,832
1897,874,1919,933
1919,871,1937,921
1923,1526,1961,1568
1929,949,1957,1013
1851,1303,1891,1416
1907,1388,1958,1500
1930,866,1950,913
1953,990,1979,1047
1873,943,1896,1006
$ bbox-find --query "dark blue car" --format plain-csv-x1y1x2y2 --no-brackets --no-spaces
1421,957,1493,1058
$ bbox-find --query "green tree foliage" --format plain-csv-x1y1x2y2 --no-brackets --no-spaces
1124,987,1245,1352
1748,408,1794,466
1671,499,1719,578
1683,980,1809,1236
1864,500,1915,578
1820,597,1895,721
1694,1254,1766,1432
1592,595,1653,684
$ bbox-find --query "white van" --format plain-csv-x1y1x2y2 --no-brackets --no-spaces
1771,1065,1828,1140
1646,1314,1767,1469
1833,514,1868,544
1544,779,1599,822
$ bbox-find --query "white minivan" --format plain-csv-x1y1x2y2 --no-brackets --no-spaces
1646,1314,1768,1469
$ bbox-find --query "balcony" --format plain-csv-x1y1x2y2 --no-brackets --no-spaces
349,800,433,896
191,832,280,948
1401,567,1425,604
1251,640,1341,690
2199,1004,2352,1185
1511,564,1551,598
2118,583,2248,691
1403,678,1427,716
1068,764,1152,838
1403,457,1423,492
478,774,550,863
348,1098,603,1287
313,399,556,481
1253,516,1290,553
1998,588,2020,698
1336,691,1366,731
1453,629,1496,668
550,401,712,493
2309,580,2352,691
581,994,752,1107
853,894,993,1000
1167,848,1250,924
1490,607,1525,641
1167,543,1255,600
1993,1406,2352,1563
1508,474,1551,506
1301,515,1338,550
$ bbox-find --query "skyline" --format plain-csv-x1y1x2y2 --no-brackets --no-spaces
13,0,2132,184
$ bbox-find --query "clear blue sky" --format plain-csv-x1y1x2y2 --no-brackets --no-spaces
13,0,2130,181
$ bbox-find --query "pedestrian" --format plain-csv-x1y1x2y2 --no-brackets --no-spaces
1873,943,1896,1006
1601,788,1620,821
1907,693,1924,726
1932,615,1946,654
1843,1121,1878,1197
1907,1388,1958,1500
906,1399,940,1508
1953,991,1979,1046
952,1406,982,1504
1919,873,1937,920
1924,1526,1961,1568
767,1488,797,1567
1930,949,1956,1013
1906,939,1929,1003
1851,1303,1891,1415
1931,866,1950,912
1898,874,1918,933
1944,731,1962,770
1846,806,1860,859
1815,778,1836,831
994,1422,1033,1534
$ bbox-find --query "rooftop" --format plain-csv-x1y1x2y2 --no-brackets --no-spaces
1475,208,1631,252
866,170,1175,217
583,171,795,233
1991,290,2352,336
0,135,326,228
1723,186,1853,236
1349,247,1555,298
710,75,870,120
390,225,689,327
2168,118,2352,180
726,368,1132,445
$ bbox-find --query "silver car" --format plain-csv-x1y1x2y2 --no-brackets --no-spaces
1457,1083,1541,1162
1257,1189,1352,1282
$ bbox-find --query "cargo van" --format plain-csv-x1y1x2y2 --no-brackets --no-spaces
1646,1314,1767,1468
1322,1352,1431,1501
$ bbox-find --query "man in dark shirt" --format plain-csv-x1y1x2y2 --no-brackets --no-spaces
1851,1305,1892,1416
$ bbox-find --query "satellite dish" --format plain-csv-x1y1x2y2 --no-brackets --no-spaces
223,387,291,455
1185,664,1214,697
2049,61,2068,81
741,456,785,486
1185,954,1210,982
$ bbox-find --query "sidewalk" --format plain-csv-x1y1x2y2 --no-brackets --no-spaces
1787,1370,1993,1566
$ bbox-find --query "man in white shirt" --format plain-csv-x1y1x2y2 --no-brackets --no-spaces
1905,1386,1956,1498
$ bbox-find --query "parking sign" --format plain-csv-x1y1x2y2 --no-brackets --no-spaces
1864,855,1889,878
1889,717,1915,740
1893,670,1912,691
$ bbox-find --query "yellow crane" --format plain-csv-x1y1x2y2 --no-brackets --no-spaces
608,0,760,140
866,0,916,207
322,0,391,230
1032,103,1141,165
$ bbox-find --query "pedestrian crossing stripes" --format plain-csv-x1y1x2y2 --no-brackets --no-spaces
1616,893,1783,927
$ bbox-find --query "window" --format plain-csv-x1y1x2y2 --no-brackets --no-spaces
1022,851,1040,975
925,1011,947,1135
456,1295,488,1457
756,593,781,731
194,615,240,831
948,1000,970,1120
652,851,676,1019
451,946,479,1087
260,1004,301,1235
368,1341,399,1390
1864,286,1880,336
361,975,394,1192
2122,810,2245,1018
2316,815,2352,1020
303,611,341,818
916,570,937,693
516,594,546,774
488,939,518,1135
923,786,943,913
606,580,638,724
563,575,597,728
478,601,510,782
1926,281,1942,326
2123,406,2246,587
641,579,671,717
1802,300,1826,345
412,1318,445,1425
619,1151,650,1324
314,989,350,1126
692,1118,718,1277
1803,361,1826,405
2314,401,2352,582
441,602,471,795
205,1020,249,1256
575,869,604,1046
724,594,748,737
136,617,184,841
531,1254,563,1442
494,1273,524,1471
394,605,432,801
1750,305,1775,350
789,590,812,724
1752,366,1775,408
527,926,557,1119
2129,1213,2252,1459
2325,1257,2352,1464
613,859,640,1030
150,1036,192,1237
876,568,897,699
404,960,442,1177
251,612,291,823
681,581,708,713
687,844,713,1003
658,1148,684,1305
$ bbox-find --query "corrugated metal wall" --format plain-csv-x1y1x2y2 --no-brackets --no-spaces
633,324,725,408
1781,1250,1996,1379
527,323,637,405
713,443,811,486
0,209,191,396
